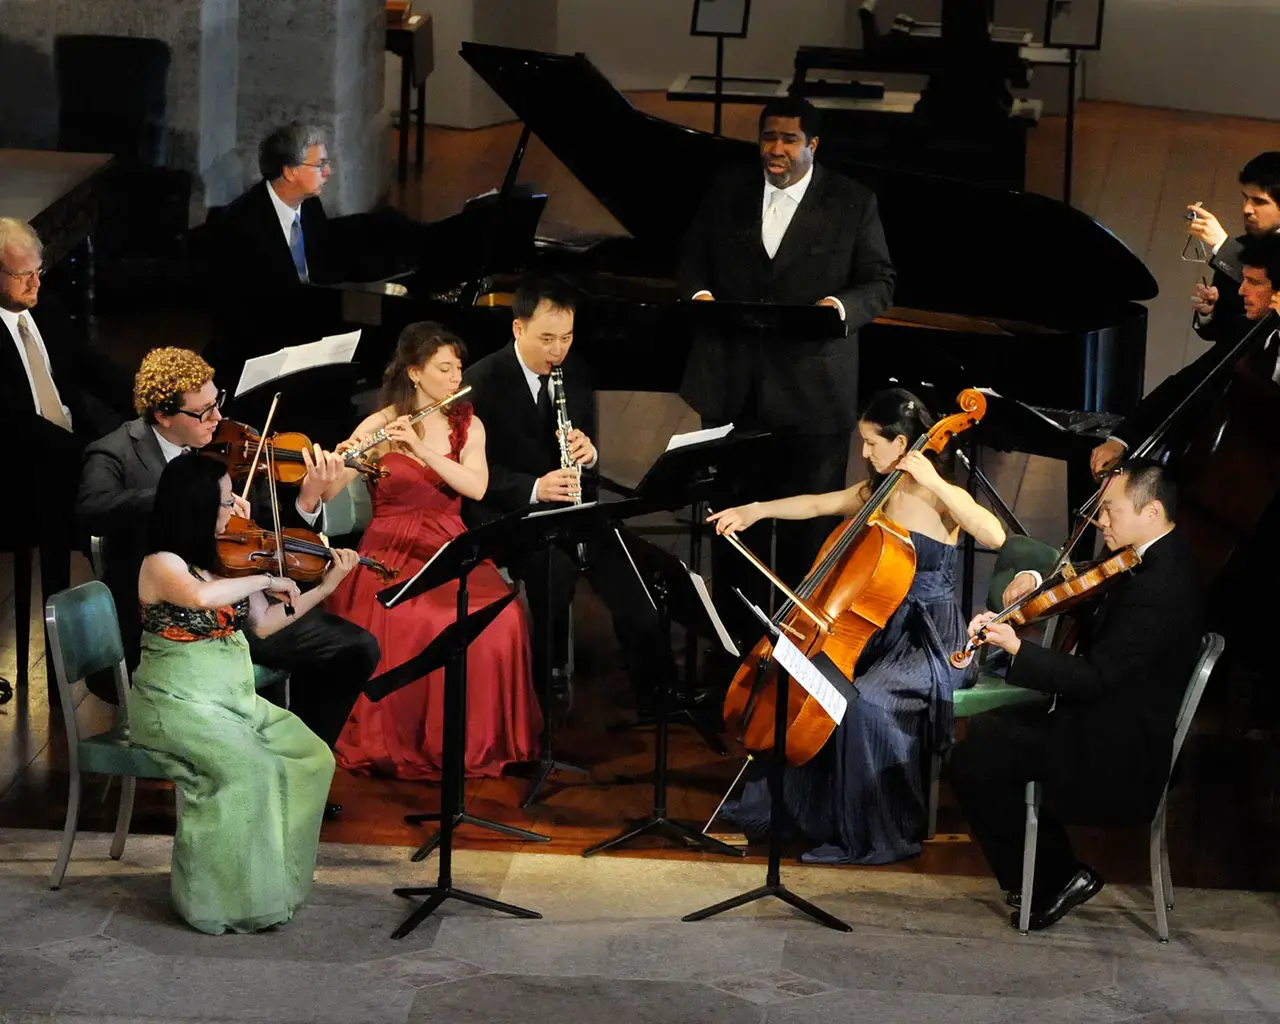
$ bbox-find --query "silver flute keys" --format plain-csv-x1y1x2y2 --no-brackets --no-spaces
550,367,582,505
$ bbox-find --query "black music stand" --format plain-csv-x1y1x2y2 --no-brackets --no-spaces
682,592,853,932
226,362,368,450
583,534,745,859
373,513,552,878
611,428,790,750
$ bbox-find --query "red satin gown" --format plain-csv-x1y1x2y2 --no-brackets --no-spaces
326,404,541,779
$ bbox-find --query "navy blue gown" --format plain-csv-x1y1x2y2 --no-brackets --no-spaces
722,531,970,864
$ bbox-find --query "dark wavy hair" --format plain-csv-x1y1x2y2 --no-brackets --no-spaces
145,452,227,569
858,387,952,497
378,321,468,418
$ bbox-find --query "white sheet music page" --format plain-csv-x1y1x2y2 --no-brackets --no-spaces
770,634,849,724
665,423,734,452
686,568,738,657
235,330,362,397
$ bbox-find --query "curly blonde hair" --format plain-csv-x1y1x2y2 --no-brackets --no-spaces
133,347,214,420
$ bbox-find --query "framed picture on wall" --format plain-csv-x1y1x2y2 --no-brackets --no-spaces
1045,0,1106,50
690,0,751,38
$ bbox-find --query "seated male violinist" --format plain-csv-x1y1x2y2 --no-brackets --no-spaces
76,348,379,815
947,460,1203,930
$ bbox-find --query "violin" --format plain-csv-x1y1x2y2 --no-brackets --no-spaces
949,545,1140,668
214,516,398,583
210,420,383,483
721,389,986,766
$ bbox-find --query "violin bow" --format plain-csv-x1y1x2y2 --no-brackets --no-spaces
239,391,282,503
715,523,829,635
258,397,296,617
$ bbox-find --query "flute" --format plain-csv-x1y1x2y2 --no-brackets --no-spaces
343,385,472,463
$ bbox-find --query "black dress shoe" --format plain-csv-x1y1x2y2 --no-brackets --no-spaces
323,802,343,821
1011,866,1104,931
1005,890,1021,909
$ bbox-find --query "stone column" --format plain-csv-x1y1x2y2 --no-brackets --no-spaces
0,0,241,215
236,0,389,215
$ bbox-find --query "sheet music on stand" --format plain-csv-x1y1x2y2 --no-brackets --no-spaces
739,591,850,725
666,423,734,452
687,567,737,657
235,330,362,397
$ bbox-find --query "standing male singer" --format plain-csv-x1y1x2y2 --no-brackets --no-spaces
463,276,671,711
678,96,896,645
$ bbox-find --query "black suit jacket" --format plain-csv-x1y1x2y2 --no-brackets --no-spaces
0,296,131,540
77,418,311,654
677,164,895,432
1006,531,1204,821
462,346,597,527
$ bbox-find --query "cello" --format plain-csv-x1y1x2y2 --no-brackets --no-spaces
720,388,987,765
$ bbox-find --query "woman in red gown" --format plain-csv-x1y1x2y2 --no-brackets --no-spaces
323,322,541,779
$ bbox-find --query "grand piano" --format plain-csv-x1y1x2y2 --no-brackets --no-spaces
311,43,1155,462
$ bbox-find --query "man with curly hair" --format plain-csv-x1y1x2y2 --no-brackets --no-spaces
77,348,379,805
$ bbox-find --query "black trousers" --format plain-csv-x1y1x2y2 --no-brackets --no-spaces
946,705,1079,898
507,529,672,704
246,608,380,748
703,426,850,649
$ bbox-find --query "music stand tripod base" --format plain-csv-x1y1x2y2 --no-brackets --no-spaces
391,883,541,939
404,810,551,863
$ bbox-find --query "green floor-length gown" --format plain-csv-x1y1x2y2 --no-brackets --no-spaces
128,571,335,934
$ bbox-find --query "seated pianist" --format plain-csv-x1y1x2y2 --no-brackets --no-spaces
203,122,423,390
948,460,1203,931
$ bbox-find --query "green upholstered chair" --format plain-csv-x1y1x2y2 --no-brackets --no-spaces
927,535,1061,838
321,476,373,541
1015,632,1224,940
45,581,176,889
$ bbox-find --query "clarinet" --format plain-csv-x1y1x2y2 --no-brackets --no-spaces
550,366,587,563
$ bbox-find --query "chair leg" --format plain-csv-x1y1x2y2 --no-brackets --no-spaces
110,775,137,860
1160,821,1173,912
50,770,82,889
926,751,941,840
1149,812,1170,942
1018,782,1040,935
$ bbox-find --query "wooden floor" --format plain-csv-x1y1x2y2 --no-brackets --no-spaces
3,96,1279,893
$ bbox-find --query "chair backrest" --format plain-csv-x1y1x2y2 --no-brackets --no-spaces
45,582,132,758
54,34,171,164
986,534,1060,611
1169,632,1225,769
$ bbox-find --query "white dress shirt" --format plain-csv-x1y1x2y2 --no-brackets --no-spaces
691,168,846,319
152,425,322,528
512,344,597,503
266,180,309,280
1,306,73,427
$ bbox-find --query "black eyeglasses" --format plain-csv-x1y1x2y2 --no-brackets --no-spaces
175,390,226,423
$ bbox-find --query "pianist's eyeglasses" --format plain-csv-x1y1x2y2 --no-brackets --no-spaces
0,264,45,283
175,390,227,423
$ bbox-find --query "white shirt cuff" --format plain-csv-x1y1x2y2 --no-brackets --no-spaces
1194,310,1214,327
295,498,323,530
691,289,713,300
823,296,847,321
1211,237,1226,256
583,450,598,470
1104,436,1128,449
1015,569,1043,590
529,480,540,504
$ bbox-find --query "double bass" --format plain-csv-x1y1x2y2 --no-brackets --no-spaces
721,389,987,765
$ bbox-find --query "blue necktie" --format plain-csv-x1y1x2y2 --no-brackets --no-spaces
289,212,308,283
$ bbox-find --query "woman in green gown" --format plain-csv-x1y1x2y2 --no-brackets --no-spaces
129,453,360,934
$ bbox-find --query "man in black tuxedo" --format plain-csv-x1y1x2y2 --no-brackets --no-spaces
0,217,131,604
463,277,670,709
1089,231,1280,477
677,96,895,644
949,460,1203,931
77,347,379,778
1183,151,1280,342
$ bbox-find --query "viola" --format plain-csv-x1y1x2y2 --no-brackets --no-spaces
721,388,986,766
949,545,1140,668
214,516,398,583
210,420,383,484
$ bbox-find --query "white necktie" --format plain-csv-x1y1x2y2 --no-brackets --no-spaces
17,314,71,431
762,189,790,259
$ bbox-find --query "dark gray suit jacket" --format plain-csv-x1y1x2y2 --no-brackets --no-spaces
677,163,895,432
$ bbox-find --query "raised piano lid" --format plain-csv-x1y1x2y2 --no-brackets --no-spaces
460,42,1158,321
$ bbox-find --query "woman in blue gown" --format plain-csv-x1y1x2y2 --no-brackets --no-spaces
708,389,1007,865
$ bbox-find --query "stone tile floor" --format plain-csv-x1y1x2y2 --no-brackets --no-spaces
1,829,1278,1023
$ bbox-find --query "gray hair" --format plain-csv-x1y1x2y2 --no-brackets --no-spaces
258,123,326,180
0,218,42,259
